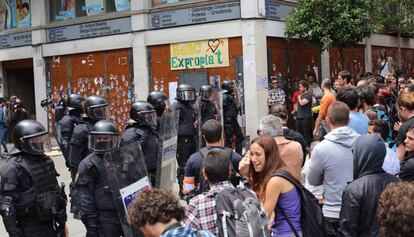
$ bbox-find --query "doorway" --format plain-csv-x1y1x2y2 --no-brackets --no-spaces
3,59,35,118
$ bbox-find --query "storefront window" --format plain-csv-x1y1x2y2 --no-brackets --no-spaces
0,0,31,30
49,0,131,22
152,0,201,7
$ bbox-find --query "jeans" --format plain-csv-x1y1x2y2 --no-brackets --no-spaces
295,117,312,146
325,217,340,237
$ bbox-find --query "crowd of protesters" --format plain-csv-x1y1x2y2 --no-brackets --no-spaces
124,60,414,237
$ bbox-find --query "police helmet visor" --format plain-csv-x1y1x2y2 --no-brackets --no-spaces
88,134,120,154
200,90,212,100
88,105,109,120
178,90,195,101
139,111,157,127
22,133,52,155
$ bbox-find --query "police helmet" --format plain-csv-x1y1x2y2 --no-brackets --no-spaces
13,120,52,155
199,85,212,100
221,80,234,92
84,95,109,120
147,91,168,116
67,94,84,112
130,101,157,127
176,84,196,102
88,120,120,154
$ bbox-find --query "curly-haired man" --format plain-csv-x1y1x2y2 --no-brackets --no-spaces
128,188,214,237
377,182,414,237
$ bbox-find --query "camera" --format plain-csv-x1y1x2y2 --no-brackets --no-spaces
40,97,54,107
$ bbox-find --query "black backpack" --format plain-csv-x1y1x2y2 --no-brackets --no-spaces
272,171,326,237
195,147,242,194
215,187,271,237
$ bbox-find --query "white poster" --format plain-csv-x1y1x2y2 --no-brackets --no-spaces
169,81,177,106
119,176,151,216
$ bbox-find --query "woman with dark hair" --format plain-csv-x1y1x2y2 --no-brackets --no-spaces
239,136,303,236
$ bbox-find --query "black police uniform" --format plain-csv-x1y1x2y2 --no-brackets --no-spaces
78,153,123,237
57,94,84,170
59,113,81,169
0,120,66,237
223,91,244,154
69,95,108,221
200,99,217,125
171,100,197,194
69,117,96,178
121,124,159,185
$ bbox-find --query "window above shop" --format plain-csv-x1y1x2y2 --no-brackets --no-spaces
0,0,31,31
152,0,210,8
49,0,131,22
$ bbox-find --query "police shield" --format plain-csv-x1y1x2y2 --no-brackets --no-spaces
103,141,150,237
155,109,179,189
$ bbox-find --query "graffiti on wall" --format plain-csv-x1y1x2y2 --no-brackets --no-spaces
49,49,134,132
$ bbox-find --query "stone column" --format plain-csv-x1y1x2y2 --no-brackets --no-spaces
240,0,268,141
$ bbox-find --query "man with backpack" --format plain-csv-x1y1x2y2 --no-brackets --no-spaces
183,119,242,196
182,150,269,237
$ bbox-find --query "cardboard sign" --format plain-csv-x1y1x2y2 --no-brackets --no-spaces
170,38,229,70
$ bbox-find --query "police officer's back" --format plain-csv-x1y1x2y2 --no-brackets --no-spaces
69,95,108,177
171,84,198,197
199,85,218,125
78,120,123,237
58,94,84,169
121,101,159,185
0,120,67,237
222,80,244,154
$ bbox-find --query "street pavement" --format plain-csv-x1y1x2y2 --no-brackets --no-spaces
0,143,86,237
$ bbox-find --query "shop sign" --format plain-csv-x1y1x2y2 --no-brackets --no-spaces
265,1,294,21
149,2,240,29
0,31,32,49
47,17,131,43
170,38,229,70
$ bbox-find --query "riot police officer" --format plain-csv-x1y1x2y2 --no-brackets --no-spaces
58,93,84,170
147,91,168,130
77,120,123,237
0,120,67,237
171,84,197,197
199,85,218,125
147,91,168,117
69,95,108,178
121,101,159,185
222,80,244,154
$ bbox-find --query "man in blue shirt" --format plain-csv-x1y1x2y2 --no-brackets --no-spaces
183,119,242,196
337,88,369,134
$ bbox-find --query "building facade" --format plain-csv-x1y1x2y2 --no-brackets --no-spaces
1,0,414,139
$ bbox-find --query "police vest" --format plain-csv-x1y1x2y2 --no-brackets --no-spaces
88,154,117,211
122,126,159,170
16,155,60,221
200,100,216,125
176,102,196,136
223,93,238,118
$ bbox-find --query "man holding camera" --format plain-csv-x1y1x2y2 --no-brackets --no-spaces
10,99,30,142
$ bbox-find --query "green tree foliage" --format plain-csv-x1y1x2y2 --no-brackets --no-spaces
285,0,381,68
377,0,414,68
